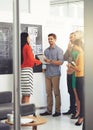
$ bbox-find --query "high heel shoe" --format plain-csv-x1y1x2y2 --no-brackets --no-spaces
71,114,79,119
71,112,79,119
75,121,83,126
75,118,83,126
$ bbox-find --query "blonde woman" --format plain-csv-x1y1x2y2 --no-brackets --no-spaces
69,39,84,125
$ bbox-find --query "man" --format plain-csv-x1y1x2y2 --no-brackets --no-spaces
63,32,76,115
40,33,64,117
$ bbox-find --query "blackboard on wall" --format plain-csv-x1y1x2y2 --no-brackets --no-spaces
0,22,13,74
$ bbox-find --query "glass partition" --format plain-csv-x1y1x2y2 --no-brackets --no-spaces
0,0,30,13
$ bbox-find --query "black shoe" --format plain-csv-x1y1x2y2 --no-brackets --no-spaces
62,110,72,115
75,118,83,126
72,111,76,115
75,121,83,126
52,112,61,117
71,113,79,119
40,111,51,116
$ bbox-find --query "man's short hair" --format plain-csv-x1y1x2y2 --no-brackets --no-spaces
48,33,57,39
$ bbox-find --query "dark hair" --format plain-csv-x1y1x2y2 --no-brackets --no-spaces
48,33,57,39
21,32,29,64
21,32,29,46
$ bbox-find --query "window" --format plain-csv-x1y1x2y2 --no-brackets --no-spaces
0,0,31,13
50,0,84,19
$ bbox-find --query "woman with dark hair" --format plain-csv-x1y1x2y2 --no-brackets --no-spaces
21,32,41,104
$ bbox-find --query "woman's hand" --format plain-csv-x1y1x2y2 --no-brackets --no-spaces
67,63,75,74
67,42,73,49
44,58,51,64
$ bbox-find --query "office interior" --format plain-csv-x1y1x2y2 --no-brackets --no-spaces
0,0,93,130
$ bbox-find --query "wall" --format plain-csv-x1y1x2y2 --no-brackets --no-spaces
0,0,83,113
84,0,93,129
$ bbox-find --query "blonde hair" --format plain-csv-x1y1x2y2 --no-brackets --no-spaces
74,30,84,40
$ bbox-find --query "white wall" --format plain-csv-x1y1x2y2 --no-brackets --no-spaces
0,0,83,113
0,74,13,91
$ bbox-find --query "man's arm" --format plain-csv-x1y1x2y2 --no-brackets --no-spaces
44,48,64,65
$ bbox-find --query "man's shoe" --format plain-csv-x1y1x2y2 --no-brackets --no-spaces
62,110,72,115
52,112,61,117
40,111,51,116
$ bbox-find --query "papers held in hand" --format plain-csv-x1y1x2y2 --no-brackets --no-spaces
71,61,76,66
37,54,49,64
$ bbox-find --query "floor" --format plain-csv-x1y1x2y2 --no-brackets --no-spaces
3,109,83,130
21,115,82,130
34,109,82,130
